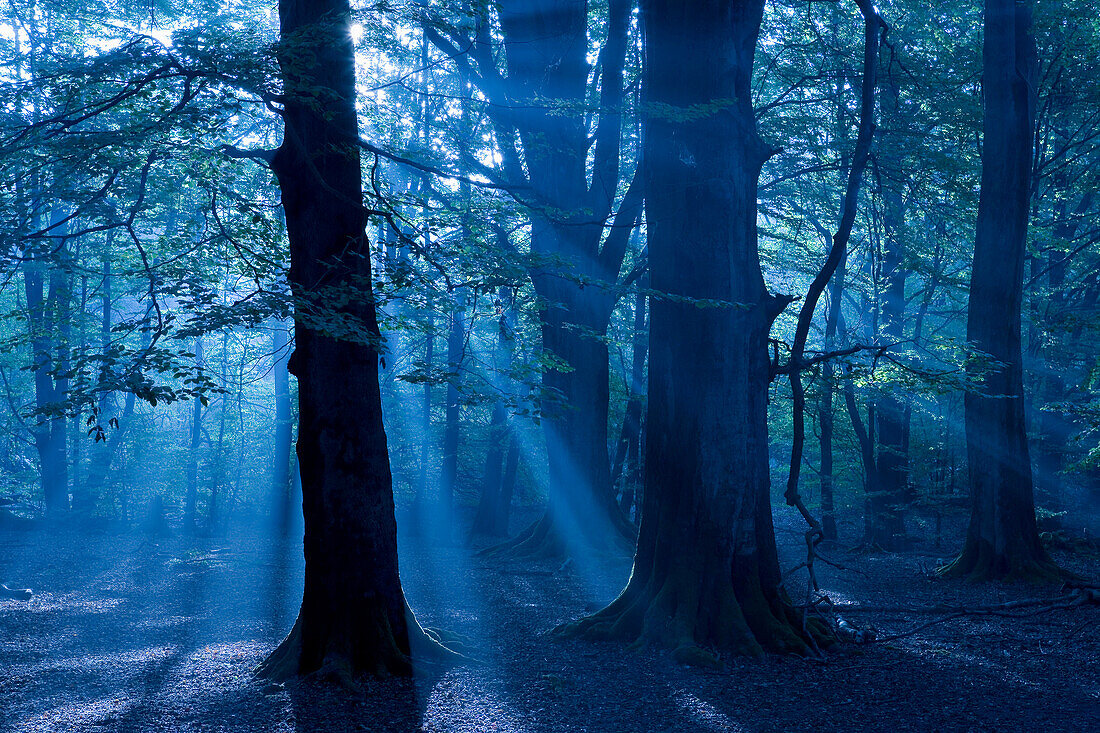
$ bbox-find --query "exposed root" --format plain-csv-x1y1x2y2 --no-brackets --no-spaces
480,514,564,560
257,603,469,683
936,541,1069,583
480,509,634,561
255,617,309,682
557,567,830,668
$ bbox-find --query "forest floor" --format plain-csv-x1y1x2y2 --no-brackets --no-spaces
0,507,1097,733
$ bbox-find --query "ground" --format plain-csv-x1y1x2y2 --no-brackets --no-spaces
0,507,1096,732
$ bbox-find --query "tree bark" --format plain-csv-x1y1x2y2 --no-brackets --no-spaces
940,0,1060,581
258,0,445,679
783,0,883,548
563,0,826,662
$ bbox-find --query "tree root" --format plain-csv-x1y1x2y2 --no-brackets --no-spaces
935,541,1069,583
479,509,635,561
256,603,469,683
556,567,832,668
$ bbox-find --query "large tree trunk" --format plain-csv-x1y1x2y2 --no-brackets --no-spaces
564,0,825,662
940,0,1059,581
489,223,638,558
258,0,444,679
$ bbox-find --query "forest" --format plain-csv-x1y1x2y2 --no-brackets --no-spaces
0,0,1098,730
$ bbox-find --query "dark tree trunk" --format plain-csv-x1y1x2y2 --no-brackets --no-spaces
941,0,1060,581
564,0,825,662
69,268,85,510
817,262,844,542
1031,189,1091,519
866,60,911,550
208,330,232,531
83,252,129,512
258,0,444,679
816,7,849,545
783,0,883,548
499,436,518,531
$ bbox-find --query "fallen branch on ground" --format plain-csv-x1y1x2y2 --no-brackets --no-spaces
811,588,1099,643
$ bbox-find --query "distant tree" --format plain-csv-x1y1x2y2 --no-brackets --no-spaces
472,288,520,537
23,213,71,516
424,0,643,557
940,0,1061,581
271,322,294,531
183,336,204,530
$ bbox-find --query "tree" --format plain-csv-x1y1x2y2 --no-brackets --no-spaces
23,220,70,516
424,0,643,557
472,288,520,537
940,0,1061,581
271,321,294,531
183,336,204,530
257,0,447,678
563,0,826,661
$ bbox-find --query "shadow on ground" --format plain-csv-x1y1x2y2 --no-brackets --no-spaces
0,508,1097,732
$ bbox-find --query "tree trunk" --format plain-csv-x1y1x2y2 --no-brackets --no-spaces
184,336,203,531
25,250,68,515
473,293,519,537
82,251,123,512
817,261,844,542
272,322,294,531
498,259,635,557
870,183,909,549
429,0,642,558
440,288,464,517
258,0,445,679
940,0,1060,581
564,0,826,662
611,279,647,520
473,401,507,536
